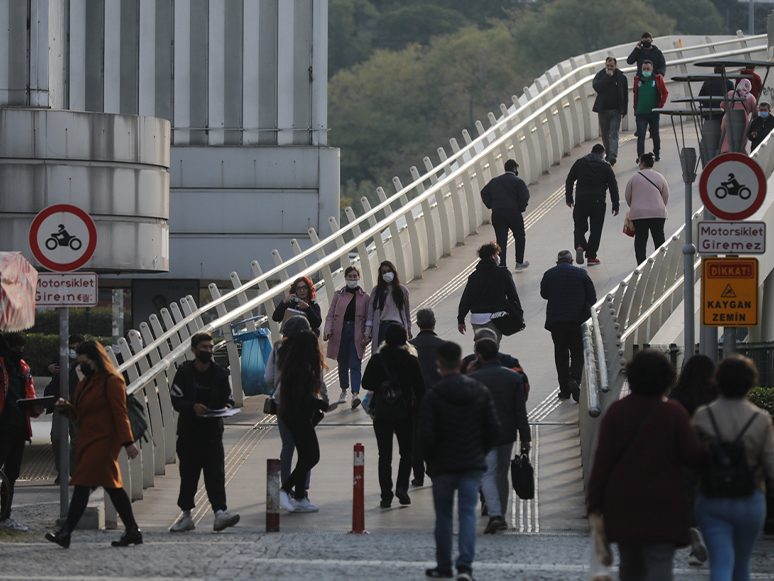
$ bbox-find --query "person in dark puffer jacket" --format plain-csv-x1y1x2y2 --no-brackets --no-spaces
421,341,501,581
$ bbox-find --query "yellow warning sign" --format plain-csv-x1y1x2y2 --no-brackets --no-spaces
701,257,759,327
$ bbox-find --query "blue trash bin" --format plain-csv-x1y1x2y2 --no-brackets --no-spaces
234,328,273,396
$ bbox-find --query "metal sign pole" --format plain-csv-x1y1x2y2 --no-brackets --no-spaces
682,149,698,361
58,307,69,519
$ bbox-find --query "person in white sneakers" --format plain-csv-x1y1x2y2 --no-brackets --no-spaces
277,330,329,513
169,332,240,532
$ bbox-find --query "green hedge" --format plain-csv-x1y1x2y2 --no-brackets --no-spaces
748,387,774,417
28,307,132,337
20,333,112,377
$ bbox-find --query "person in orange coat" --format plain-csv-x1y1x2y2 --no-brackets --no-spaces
45,341,141,549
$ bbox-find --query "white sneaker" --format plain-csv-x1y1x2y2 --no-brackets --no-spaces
213,511,240,532
279,490,296,512
170,513,195,533
351,394,362,409
338,391,347,404
0,515,27,532
514,261,530,272
291,498,319,513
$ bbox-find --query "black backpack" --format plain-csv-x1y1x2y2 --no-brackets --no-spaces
702,408,759,498
374,356,410,421
102,377,150,444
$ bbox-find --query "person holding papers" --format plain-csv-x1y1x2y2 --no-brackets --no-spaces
169,332,240,533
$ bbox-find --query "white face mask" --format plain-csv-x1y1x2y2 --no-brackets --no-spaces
346,279,359,289
494,255,500,266
69,349,77,360
382,272,395,283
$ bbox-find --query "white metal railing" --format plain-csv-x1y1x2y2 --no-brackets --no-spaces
579,94,774,486
104,34,766,509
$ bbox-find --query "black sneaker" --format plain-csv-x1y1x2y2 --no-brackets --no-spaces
411,478,424,487
568,379,581,403
457,567,474,581
426,568,453,579
609,157,616,166
558,391,571,400
379,500,391,509
396,488,411,505
655,155,660,162
484,516,504,534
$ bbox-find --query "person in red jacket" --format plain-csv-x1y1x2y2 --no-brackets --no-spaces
0,334,42,532
633,60,669,164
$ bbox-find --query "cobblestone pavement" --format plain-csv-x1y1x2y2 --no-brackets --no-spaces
3,500,774,580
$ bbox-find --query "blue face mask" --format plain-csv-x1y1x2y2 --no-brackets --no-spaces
761,111,770,119
642,70,652,78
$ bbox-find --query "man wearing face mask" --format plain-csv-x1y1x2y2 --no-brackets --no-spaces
480,158,530,272
592,57,628,166
169,332,240,533
633,60,668,164
45,334,85,484
748,102,774,151
0,334,42,531
627,32,666,77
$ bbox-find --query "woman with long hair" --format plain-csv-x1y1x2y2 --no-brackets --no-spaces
624,152,670,266
693,356,774,580
46,341,141,548
323,266,370,408
272,276,322,334
720,78,757,153
671,355,717,418
363,261,412,349
277,330,329,513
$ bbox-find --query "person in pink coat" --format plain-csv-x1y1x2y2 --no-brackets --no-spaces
324,266,370,409
720,79,757,154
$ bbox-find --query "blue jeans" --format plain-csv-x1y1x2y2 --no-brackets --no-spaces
278,418,311,489
635,112,661,158
337,321,361,393
696,490,766,581
432,470,484,572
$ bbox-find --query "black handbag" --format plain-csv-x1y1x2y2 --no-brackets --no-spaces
491,298,525,336
263,396,277,415
510,452,535,500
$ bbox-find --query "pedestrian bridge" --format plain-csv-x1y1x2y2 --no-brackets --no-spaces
99,32,774,531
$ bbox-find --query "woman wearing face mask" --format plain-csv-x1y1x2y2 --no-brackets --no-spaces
363,261,412,349
323,266,370,408
720,78,757,154
457,242,523,346
624,153,670,266
272,276,322,335
46,341,141,549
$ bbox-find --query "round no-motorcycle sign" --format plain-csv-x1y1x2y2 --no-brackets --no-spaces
699,153,766,220
28,205,97,273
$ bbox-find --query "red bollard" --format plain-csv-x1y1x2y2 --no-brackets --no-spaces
349,443,368,534
266,458,280,532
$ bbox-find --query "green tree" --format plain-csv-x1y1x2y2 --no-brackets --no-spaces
652,0,725,34
329,0,378,77
377,5,468,49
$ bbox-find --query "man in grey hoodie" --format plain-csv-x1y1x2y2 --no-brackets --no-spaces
565,144,619,265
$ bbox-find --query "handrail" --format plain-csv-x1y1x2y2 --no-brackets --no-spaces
583,322,601,418
590,307,608,394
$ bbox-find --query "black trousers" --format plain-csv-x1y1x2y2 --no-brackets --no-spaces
177,435,227,513
281,415,320,501
632,218,666,266
573,197,607,260
0,425,26,515
373,415,413,503
549,322,584,395
492,208,526,267
66,485,136,532
412,413,424,483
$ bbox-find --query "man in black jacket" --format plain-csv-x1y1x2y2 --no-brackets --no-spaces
457,242,522,345
626,32,666,77
593,57,628,166
540,250,597,401
460,328,530,399
470,338,530,534
748,102,774,151
169,332,240,533
421,341,500,581
566,144,619,265
409,308,445,486
480,159,530,272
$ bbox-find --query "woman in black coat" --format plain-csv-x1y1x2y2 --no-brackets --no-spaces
272,276,322,335
362,323,426,508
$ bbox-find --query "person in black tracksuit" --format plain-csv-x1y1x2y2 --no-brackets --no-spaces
362,324,426,507
480,158,530,271
457,242,522,345
408,308,445,486
748,102,774,151
278,330,329,512
565,144,619,265
170,332,239,532
626,32,666,77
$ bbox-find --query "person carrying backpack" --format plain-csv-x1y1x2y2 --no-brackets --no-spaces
361,323,425,508
693,356,774,580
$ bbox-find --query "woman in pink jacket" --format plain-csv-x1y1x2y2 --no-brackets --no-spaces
324,266,370,409
720,79,757,154
625,152,670,266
